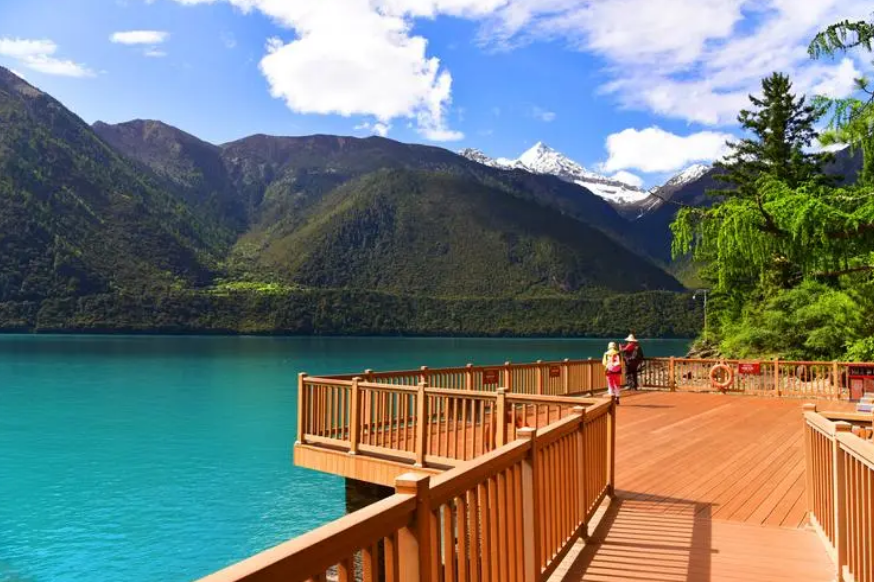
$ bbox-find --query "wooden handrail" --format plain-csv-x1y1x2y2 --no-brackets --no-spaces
203,397,617,582
803,405,873,582
196,493,417,582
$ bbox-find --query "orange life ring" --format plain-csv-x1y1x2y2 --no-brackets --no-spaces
710,364,734,391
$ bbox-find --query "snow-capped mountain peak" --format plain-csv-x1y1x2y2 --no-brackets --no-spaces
460,142,650,207
665,163,710,188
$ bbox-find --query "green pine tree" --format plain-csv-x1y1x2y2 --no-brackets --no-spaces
714,72,832,203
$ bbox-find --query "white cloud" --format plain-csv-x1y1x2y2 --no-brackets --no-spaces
610,170,643,189
144,48,168,58
811,58,861,99
110,30,169,45
165,0,871,132
355,121,392,137
0,38,94,78
532,106,556,122
171,0,467,141
602,126,733,174
477,0,873,126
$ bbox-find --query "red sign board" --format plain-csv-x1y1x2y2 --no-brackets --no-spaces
549,366,562,378
738,362,761,375
483,369,500,385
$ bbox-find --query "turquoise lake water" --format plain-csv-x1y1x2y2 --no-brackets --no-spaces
0,335,689,582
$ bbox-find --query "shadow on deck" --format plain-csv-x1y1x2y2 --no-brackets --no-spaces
552,494,834,582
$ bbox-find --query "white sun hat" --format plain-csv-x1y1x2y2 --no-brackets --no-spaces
625,334,638,342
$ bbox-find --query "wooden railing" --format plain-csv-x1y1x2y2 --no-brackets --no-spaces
323,359,608,396
641,357,873,400
200,401,615,582
299,372,602,467
803,404,874,582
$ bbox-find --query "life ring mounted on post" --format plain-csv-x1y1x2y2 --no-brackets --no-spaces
710,363,734,392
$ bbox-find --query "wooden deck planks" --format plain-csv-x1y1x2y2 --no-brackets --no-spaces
549,391,850,582
614,391,853,528
551,499,835,582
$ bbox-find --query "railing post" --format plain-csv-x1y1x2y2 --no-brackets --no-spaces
832,361,840,399
774,359,781,397
607,398,616,498
802,404,816,521
466,363,474,391
415,381,429,467
395,473,432,582
562,359,570,395
832,421,852,579
296,372,308,445
496,388,507,447
517,427,540,582
419,366,429,385
349,377,361,455
669,357,676,391
588,358,594,396
536,360,544,395
504,361,513,393
573,406,589,538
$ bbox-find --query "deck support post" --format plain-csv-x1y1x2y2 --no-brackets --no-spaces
832,421,852,579
496,388,507,448
465,363,474,391
669,357,676,391
395,473,432,582
832,361,840,399
562,359,570,395
415,382,429,467
419,366,429,385
517,427,540,582
536,360,544,395
573,406,589,538
607,399,616,498
504,361,513,393
296,372,308,445
349,377,361,455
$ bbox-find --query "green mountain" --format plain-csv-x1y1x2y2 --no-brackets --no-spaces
93,120,681,296
0,68,222,303
0,66,698,335
234,168,680,296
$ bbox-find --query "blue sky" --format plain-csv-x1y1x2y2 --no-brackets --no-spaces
0,0,870,187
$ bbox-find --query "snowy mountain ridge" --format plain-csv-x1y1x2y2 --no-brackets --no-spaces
459,143,710,211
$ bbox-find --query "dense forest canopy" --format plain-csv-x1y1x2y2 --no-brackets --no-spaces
672,18,874,361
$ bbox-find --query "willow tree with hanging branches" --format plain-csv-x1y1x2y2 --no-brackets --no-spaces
671,55,874,359
809,18,874,185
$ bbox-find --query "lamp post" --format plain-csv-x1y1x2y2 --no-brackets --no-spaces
692,289,710,339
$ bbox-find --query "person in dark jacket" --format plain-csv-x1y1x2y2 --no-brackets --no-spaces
621,334,644,390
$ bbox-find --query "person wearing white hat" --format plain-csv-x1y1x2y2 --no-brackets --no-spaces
621,334,644,391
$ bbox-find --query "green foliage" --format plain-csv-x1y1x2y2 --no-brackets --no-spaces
810,19,874,187
0,288,702,338
809,20,874,58
719,280,874,361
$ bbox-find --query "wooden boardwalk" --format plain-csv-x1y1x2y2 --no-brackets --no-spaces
551,391,852,582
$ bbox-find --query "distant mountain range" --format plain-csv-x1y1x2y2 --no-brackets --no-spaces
459,143,712,215
0,66,862,334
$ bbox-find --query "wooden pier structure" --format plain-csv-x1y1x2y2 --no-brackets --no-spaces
199,357,874,582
